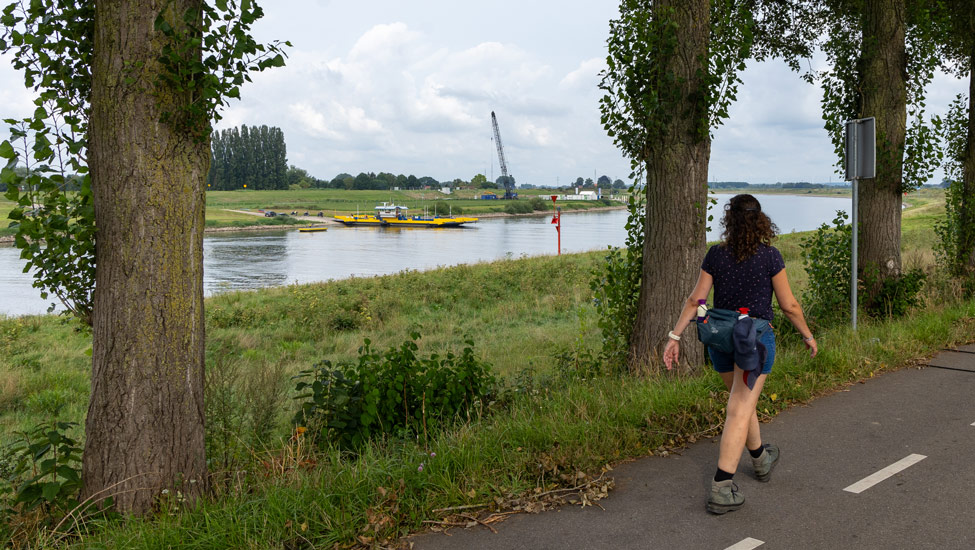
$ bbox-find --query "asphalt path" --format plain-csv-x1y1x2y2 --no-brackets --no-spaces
412,346,975,550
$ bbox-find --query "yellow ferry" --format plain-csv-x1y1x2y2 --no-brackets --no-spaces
333,203,478,228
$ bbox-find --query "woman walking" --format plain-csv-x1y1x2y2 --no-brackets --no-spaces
662,194,817,514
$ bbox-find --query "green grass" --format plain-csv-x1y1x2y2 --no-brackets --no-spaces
2,187,971,548
203,210,303,228
59,299,975,549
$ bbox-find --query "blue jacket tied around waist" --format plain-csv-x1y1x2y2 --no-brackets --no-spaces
732,317,768,390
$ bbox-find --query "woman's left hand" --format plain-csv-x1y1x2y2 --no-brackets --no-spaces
663,339,680,370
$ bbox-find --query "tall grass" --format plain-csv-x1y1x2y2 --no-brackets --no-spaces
66,300,975,549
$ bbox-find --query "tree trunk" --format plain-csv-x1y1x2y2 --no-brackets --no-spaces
82,0,209,514
858,0,906,286
628,0,710,373
960,53,975,278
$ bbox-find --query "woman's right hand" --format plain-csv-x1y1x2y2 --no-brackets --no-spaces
663,339,680,370
804,337,818,358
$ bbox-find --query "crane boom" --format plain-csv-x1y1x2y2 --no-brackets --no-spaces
490,111,514,199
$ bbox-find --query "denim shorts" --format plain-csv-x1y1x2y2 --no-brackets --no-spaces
708,321,776,374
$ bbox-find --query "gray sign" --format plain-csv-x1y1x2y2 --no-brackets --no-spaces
845,117,876,181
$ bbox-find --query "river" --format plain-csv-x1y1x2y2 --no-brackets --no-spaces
0,193,850,316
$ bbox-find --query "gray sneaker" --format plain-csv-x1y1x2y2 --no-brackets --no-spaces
706,479,744,514
752,443,780,482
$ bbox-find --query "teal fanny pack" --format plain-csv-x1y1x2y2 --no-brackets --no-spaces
696,308,770,354
696,308,739,354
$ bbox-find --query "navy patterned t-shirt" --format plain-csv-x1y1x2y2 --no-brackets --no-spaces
701,244,785,321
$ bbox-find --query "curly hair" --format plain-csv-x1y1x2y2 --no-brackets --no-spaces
720,194,778,262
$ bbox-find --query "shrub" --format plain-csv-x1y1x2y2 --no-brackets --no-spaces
800,211,851,325
503,201,533,215
934,178,975,294
432,201,462,216
1,421,83,540
861,267,927,318
802,210,926,321
293,332,496,449
589,189,645,371
529,197,547,211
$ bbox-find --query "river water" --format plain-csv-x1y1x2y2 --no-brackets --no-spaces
0,194,850,316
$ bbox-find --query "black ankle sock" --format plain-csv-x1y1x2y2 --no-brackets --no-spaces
714,468,735,482
748,445,765,459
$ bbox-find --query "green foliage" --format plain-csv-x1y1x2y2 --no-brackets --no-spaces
0,0,95,323
934,94,975,292
599,3,681,166
861,267,927,318
934,175,965,275
705,0,755,137
2,421,82,516
802,210,927,321
3,159,95,323
600,0,754,168
590,190,645,371
806,2,942,190
800,211,852,325
503,201,534,215
293,332,496,449
529,196,547,211
153,2,290,140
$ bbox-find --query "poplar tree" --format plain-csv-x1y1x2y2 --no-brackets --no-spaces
600,0,787,371
1,0,287,514
808,0,941,302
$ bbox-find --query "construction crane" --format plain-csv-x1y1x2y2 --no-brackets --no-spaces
491,111,516,199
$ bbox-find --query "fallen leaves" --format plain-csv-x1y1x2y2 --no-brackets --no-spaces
424,469,616,536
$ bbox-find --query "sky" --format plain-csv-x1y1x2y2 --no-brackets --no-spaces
0,1,968,186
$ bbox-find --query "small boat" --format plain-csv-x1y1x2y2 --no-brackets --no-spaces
298,226,328,233
333,203,478,228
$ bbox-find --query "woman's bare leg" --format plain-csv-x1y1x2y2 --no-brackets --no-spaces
717,370,767,474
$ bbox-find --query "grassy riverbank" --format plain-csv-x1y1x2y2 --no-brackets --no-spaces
203,188,619,219
1,187,969,548
0,189,619,239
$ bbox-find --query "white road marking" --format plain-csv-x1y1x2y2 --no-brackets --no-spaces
724,538,764,550
843,454,927,494
971,421,975,426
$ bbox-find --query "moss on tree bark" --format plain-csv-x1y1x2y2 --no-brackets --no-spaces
82,0,210,514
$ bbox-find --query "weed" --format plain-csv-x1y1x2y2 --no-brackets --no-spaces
293,332,496,449
800,210,852,326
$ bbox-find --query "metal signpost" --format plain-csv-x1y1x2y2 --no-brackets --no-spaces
844,117,876,330
551,195,561,255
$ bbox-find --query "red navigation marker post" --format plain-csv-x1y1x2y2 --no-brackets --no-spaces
550,195,561,255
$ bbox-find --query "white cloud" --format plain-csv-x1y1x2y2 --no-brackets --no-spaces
560,58,606,89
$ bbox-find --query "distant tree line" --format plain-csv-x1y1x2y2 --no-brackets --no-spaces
207,125,288,190
708,181,851,189
299,172,445,190
568,175,627,189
